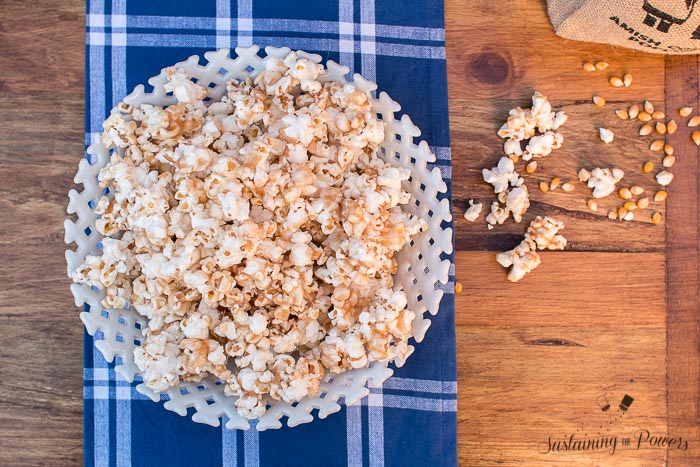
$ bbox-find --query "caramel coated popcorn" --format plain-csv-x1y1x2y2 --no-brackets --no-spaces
73,52,426,419
496,216,566,282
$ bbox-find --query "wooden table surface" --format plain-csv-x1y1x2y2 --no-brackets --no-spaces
1,0,699,465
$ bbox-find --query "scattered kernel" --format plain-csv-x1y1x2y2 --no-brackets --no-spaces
664,144,674,156
608,209,618,220
644,100,654,114
623,210,634,221
526,161,537,174
630,186,644,195
615,109,629,120
587,199,598,212
651,212,662,224
618,187,632,199
638,111,652,122
639,124,653,136
539,182,549,193
649,139,664,151
618,207,629,219
623,201,638,211
609,76,624,87
595,61,609,70
550,177,561,190
663,155,676,168
455,282,463,294
643,161,654,173
561,182,575,192
667,120,678,134
655,122,667,135
637,197,650,209
628,105,640,119
679,106,693,117
688,115,700,127
623,73,633,87
593,96,606,107
583,62,596,72
692,130,700,146
652,111,665,120
654,190,668,202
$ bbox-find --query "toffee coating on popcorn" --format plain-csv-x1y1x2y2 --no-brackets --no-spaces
72,52,426,419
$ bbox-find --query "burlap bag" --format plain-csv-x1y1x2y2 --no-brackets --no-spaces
548,0,700,54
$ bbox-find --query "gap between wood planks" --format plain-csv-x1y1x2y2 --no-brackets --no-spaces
664,54,700,466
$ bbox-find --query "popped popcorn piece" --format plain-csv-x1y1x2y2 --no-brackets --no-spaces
497,91,566,162
463,199,483,222
503,140,522,156
656,170,674,186
496,243,541,282
552,111,568,130
525,216,567,251
482,157,523,194
496,216,566,282
599,128,614,144
73,51,427,420
505,186,530,223
580,167,625,198
485,201,510,227
525,132,556,158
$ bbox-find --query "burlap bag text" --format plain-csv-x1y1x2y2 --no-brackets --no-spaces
548,0,700,54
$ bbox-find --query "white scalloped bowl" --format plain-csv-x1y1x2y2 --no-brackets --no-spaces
65,45,452,431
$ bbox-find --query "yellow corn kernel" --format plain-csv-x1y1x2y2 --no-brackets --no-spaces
654,190,668,202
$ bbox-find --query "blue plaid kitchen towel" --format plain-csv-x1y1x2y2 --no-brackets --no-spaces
84,1,456,465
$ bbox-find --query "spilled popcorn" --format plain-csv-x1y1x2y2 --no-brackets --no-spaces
498,91,566,161
482,92,568,274
72,51,427,419
578,167,625,199
488,91,568,228
463,199,482,222
497,216,567,282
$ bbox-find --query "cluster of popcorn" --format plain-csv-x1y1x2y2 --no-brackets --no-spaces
458,92,569,282
482,157,529,226
72,51,426,419
496,216,567,282
475,92,568,230
497,91,566,161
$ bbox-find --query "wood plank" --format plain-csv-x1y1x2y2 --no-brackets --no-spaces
663,55,700,465
456,251,666,328
0,320,83,466
0,93,84,316
456,251,668,465
0,0,85,463
0,1,84,95
457,326,667,466
445,0,665,102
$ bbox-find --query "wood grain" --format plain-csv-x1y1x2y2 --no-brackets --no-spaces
664,55,700,465
0,1,85,466
1,0,699,465
447,0,700,465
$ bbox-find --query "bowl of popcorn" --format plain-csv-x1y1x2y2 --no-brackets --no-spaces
66,46,452,430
